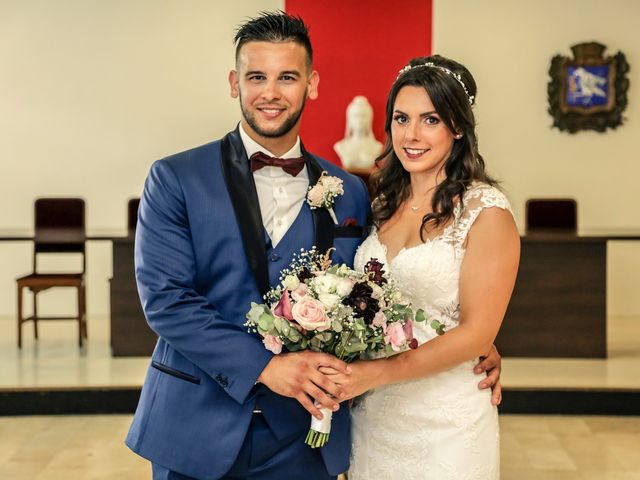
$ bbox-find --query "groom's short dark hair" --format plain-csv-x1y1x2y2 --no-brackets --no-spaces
234,11,313,69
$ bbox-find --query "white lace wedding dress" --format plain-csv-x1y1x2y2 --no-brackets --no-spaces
349,183,511,479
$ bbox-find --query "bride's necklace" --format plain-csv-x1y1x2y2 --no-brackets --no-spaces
409,184,438,212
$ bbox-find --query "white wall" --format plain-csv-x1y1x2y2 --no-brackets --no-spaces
434,0,640,316
0,1,282,317
2,0,639,319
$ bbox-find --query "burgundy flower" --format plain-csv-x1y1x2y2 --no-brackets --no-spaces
297,267,313,282
342,282,379,324
364,258,387,286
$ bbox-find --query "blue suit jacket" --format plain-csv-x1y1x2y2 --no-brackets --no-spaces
126,127,370,479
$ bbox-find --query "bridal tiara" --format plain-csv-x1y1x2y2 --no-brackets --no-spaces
396,62,475,105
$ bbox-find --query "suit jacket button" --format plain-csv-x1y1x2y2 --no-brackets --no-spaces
269,253,280,262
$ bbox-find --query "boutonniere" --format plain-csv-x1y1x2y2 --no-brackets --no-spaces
306,171,344,224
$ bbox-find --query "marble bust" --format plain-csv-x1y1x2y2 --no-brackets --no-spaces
334,96,382,171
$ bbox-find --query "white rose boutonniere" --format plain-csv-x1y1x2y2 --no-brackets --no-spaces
306,171,344,224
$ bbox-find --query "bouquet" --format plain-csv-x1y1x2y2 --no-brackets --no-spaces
246,248,444,448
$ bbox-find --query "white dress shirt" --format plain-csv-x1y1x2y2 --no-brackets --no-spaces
238,124,309,247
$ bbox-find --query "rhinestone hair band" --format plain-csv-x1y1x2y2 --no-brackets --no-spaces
396,62,475,105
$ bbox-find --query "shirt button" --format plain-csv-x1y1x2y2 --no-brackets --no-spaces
278,187,284,194
276,219,283,226
270,253,281,262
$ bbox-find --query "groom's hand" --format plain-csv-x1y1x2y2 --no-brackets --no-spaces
257,351,351,419
474,344,502,406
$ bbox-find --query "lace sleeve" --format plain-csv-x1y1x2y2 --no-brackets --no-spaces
450,183,513,248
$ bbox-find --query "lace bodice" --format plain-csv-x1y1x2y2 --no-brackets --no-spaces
349,183,510,479
354,182,512,345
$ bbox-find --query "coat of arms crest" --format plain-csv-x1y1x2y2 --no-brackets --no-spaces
548,42,629,133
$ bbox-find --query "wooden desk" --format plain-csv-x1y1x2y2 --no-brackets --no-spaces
4,228,639,358
496,229,640,358
109,235,157,357
0,229,156,357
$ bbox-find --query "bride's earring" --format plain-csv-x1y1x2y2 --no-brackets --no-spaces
454,132,463,139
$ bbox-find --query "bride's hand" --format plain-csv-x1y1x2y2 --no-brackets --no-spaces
474,344,502,406
319,361,381,400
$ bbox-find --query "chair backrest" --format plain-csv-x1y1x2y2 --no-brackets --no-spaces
33,198,86,271
127,197,140,234
525,198,577,231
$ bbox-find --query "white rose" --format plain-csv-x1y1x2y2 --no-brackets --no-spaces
313,274,339,294
282,274,300,291
247,302,265,324
318,292,341,309
307,184,327,207
336,277,354,297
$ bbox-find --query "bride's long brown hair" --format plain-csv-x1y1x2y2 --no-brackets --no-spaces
370,55,498,240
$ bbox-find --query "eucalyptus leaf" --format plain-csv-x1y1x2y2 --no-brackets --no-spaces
342,338,367,353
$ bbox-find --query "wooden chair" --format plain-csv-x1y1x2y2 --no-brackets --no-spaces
525,198,577,231
127,197,140,234
16,198,87,347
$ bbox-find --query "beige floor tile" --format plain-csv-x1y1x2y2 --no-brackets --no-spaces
557,432,624,471
2,415,640,478
582,472,640,480
586,416,640,434
597,432,640,470
501,469,583,480
516,432,578,471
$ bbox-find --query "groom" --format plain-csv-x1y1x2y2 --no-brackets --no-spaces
126,11,502,480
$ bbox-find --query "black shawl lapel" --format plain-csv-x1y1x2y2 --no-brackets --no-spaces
301,142,335,255
220,127,270,297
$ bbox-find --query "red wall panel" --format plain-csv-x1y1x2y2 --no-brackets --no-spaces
285,0,432,164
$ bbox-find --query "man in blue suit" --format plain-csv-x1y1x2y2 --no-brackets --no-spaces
127,11,502,480
126,12,368,480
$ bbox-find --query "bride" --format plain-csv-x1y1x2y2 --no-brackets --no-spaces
325,55,520,478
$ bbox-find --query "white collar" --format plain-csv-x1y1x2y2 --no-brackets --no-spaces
238,123,302,160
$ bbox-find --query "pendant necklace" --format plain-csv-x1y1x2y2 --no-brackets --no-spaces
409,184,438,212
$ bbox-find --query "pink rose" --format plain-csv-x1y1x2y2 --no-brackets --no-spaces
291,298,330,331
403,319,414,340
384,322,408,352
263,334,283,354
291,283,309,302
273,291,294,321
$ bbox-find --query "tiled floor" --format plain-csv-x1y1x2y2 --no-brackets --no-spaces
0,414,639,479
1,314,639,390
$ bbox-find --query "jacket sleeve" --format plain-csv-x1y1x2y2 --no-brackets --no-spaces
135,159,273,404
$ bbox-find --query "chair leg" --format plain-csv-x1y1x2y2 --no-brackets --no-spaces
82,284,87,339
17,284,23,348
32,289,39,340
77,284,87,346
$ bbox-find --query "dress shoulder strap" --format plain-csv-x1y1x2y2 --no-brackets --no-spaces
448,182,513,248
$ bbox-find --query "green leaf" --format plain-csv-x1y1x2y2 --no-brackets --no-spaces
430,319,446,335
415,309,426,322
342,338,367,354
257,313,275,332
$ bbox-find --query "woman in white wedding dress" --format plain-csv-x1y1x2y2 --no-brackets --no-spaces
325,55,520,479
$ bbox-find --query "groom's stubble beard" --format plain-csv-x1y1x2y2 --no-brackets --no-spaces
239,90,307,139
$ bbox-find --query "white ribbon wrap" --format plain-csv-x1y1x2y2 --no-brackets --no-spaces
327,207,338,224
310,407,333,434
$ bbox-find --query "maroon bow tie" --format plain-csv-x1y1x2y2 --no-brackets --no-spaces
250,151,305,177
